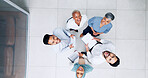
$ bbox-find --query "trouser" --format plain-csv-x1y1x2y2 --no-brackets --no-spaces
82,26,100,37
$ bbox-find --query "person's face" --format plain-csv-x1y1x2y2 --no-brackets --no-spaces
101,17,111,25
76,66,84,78
73,12,82,25
48,35,61,45
103,51,117,64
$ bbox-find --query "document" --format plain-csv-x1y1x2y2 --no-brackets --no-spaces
81,33,97,49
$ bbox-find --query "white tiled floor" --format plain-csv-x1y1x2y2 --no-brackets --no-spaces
115,69,145,78
117,0,145,10
87,0,116,9
10,0,148,78
116,10,145,40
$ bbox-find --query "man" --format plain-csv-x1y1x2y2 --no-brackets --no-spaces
85,37,120,67
80,12,115,37
66,10,87,32
43,28,75,53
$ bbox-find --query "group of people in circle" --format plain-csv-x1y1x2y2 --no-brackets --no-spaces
43,10,120,78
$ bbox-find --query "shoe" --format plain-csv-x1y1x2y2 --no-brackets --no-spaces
80,33,84,37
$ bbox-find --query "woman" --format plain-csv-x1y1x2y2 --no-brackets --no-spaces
71,53,93,78
80,12,115,37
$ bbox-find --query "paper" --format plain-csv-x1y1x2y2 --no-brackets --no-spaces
81,33,97,48
68,50,79,63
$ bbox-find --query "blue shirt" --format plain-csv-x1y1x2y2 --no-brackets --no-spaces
71,63,93,78
88,16,112,34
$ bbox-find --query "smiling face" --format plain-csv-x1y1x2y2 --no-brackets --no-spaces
48,35,61,45
76,66,84,78
103,51,117,64
72,12,82,26
101,17,111,25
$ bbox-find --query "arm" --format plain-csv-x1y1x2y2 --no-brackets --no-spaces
96,32,104,34
61,46,71,53
84,44,105,65
88,17,96,27
103,24,112,34
63,28,71,37
63,28,76,48
85,44,93,60
61,37,76,52
90,27,95,33
92,37,111,44
69,35,76,48
91,27,104,35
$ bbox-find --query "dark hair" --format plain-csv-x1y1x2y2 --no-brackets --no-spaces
105,12,115,20
43,34,52,45
109,56,120,67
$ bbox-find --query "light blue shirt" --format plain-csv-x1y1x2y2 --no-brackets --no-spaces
53,28,75,53
71,63,93,78
88,16,112,34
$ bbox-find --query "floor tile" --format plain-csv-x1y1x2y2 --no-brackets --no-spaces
56,49,75,67
87,0,116,9
28,37,57,67
117,0,145,10
56,67,75,78
146,40,148,69
116,11,145,39
146,0,148,11
116,69,145,78
146,70,148,78
58,0,86,9
30,0,57,8
27,67,56,78
30,8,57,37
87,69,115,78
116,40,145,69
146,11,148,39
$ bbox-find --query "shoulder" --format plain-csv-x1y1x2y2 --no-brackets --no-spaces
108,23,112,28
53,28,64,34
95,16,103,19
67,17,74,24
91,16,102,21
82,15,87,19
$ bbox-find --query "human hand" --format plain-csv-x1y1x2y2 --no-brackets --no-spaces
93,32,98,35
92,37,101,42
85,43,89,52
78,52,83,57
70,34,75,39
69,44,74,49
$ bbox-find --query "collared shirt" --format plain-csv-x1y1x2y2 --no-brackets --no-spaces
66,15,87,30
87,39,115,65
88,16,112,34
53,28,75,53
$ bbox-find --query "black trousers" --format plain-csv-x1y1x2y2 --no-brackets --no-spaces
82,26,100,37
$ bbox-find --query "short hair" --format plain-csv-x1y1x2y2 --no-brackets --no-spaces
72,10,81,16
43,34,52,45
105,12,115,21
109,56,120,67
